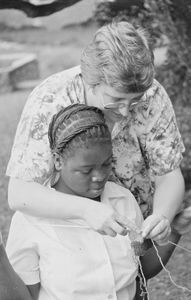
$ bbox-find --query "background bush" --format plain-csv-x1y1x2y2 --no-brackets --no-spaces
94,0,191,189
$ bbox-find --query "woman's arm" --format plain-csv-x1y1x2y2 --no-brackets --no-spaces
142,167,185,243
8,178,89,220
8,178,128,236
0,241,35,300
140,230,181,280
153,167,185,222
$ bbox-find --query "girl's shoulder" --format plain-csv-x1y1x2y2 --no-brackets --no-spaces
103,181,134,199
102,182,143,228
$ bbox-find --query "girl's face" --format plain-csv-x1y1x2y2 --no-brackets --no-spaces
54,142,112,199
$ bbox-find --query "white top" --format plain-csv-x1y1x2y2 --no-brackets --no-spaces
6,182,143,300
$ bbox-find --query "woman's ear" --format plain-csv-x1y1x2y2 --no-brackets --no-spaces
52,153,63,171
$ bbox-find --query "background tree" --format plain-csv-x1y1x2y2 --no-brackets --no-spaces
94,0,191,105
94,0,191,189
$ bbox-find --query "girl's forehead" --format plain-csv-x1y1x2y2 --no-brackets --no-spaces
69,143,112,165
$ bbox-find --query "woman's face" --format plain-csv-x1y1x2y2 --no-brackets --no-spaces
55,142,112,199
85,83,144,120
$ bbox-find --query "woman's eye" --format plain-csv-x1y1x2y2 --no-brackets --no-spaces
113,98,122,103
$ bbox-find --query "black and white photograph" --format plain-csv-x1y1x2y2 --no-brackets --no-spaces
0,1,191,299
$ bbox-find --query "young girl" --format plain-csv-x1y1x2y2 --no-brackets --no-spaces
6,104,144,300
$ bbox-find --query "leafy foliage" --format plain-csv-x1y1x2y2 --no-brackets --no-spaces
94,0,191,187
94,0,191,105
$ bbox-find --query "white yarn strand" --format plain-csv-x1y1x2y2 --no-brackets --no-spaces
151,240,191,294
138,257,150,300
168,240,191,254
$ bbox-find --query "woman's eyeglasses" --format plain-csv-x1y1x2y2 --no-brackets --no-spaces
102,93,144,110
102,100,139,110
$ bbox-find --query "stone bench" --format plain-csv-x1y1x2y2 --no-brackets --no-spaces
0,53,40,93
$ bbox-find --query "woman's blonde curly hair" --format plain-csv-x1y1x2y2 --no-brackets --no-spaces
81,21,155,93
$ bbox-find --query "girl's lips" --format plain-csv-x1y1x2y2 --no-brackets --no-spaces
91,186,104,191
90,186,105,194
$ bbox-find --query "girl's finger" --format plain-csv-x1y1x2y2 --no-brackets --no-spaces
104,227,118,237
110,221,129,236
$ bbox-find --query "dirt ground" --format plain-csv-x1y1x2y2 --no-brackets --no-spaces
0,24,191,299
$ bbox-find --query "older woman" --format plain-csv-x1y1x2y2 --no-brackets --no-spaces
7,22,185,243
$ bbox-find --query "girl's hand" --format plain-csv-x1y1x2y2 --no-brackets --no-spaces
141,214,171,245
83,202,129,237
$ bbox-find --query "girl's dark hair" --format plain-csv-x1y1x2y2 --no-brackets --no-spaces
48,104,111,159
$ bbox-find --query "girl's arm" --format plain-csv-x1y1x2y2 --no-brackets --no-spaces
27,284,41,300
8,178,128,236
0,241,35,300
140,230,181,280
135,230,182,299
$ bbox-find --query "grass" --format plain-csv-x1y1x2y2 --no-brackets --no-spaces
0,24,191,299
0,90,28,238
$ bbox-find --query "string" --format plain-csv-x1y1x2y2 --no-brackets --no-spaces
151,240,191,294
168,240,191,255
137,257,150,300
130,239,150,299
41,224,90,228
131,249,148,299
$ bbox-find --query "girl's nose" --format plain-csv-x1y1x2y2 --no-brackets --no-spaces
91,171,105,182
92,176,104,182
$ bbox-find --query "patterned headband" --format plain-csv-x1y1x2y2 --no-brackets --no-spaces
51,113,108,153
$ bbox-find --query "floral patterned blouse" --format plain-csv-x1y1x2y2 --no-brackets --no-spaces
6,65,185,217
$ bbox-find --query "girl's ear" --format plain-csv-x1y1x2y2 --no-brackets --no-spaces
52,153,63,171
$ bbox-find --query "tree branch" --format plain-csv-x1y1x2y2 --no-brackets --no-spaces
0,0,82,18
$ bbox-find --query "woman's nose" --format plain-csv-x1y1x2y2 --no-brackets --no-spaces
118,105,129,117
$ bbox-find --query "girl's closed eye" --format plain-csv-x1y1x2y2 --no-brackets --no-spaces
103,157,113,167
79,168,92,175
103,161,112,167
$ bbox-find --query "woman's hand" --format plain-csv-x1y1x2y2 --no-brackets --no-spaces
172,206,191,235
141,214,171,245
83,201,129,237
